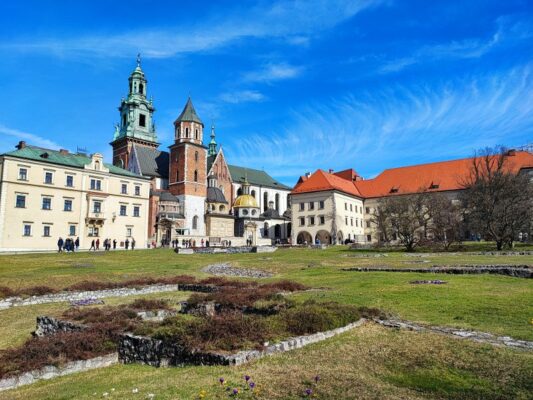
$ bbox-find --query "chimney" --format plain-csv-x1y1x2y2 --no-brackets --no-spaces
305,172,311,178
59,149,69,155
328,169,334,174
506,149,516,156
16,141,26,150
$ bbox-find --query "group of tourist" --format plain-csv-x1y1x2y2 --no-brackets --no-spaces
57,237,79,252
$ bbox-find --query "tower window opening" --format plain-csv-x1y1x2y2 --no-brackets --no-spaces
194,170,198,182
122,115,126,127
185,127,189,138
195,129,199,140
139,114,146,127
139,83,144,95
195,151,198,162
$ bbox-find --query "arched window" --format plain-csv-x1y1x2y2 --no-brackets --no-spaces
219,205,225,212
219,185,224,194
263,222,269,238
195,129,199,140
274,224,281,238
263,192,268,212
95,161,100,170
194,170,198,182
192,215,198,230
176,170,179,181
237,188,243,196
251,190,256,199
275,193,280,211
139,83,144,95
195,151,198,162
287,195,291,208
185,127,189,138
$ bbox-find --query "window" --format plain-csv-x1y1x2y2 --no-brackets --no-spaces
350,204,353,212
263,192,268,212
345,217,348,225
69,225,76,236
319,200,325,209
344,203,347,211
126,227,132,237
251,190,256,199
299,217,305,226
366,221,371,228
23,224,32,236
367,235,372,242
93,201,102,213
365,207,370,214
185,127,189,137
90,179,102,191
299,203,305,211
350,218,353,226
42,197,51,210
64,199,72,211
16,195,26,208
139,83,144,95
121,184,128,194
66,175,73,187
123,114,127,127
263,222,269,237
195,151,198,162
192,215,198,230
88,226,99,237
43,225,51,237
275,193,280,211
120,205,127,216
134,186,140,196
195,129,199,140
309,216,315,225
133,206,140,217
355,219,358,227
44,172,53,184
139,114,146,127
18,168,27,180
319,216,325,225
194,170,198,182
308,202,314,210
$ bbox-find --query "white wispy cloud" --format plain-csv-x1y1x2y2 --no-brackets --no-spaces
379,16,533,74
219,90,267,104
0,124,62,153
226,65,533,184
0,0,381,59
242,63,304,83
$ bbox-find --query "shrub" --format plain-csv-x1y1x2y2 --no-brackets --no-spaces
66,280,118,292
18,286,58,297
0,329,115,379
279,301,360,336
129,298,170,311
0,285,16,298
261,280,308,292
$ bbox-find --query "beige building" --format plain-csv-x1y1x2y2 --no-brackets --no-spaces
0,141,150,251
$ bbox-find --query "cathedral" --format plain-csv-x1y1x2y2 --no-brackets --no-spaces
110,57,292,246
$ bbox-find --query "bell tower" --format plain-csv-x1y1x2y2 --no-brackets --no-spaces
110,54,158,169
169,97,207,235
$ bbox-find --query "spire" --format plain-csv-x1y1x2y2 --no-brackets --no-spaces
137,53,141,67
242,169,251,195
208,123,217,156
175,97,203,126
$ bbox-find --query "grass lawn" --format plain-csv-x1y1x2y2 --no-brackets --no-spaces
0,245,531,399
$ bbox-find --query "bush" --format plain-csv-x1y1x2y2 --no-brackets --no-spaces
66,280,118,292
261,280,308,292
18,286,58,296
129,298,170,311
0,285,16,298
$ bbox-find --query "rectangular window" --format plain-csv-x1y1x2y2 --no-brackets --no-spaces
367,234,372,242
18,168,28,180
366,221,371,228
90,179,102,191
319,215,325,225
69,225,76,236
350,204,353,212
355,219,358,227
93,201,102,213
121,183,128,194
16,195,26,208
308,202,314,210
23,224,32,236
299,217,305,226
345,203,347,210
44,172,53,184
43,225,50,237
126,227,132,237
120,205,127,216
350,218,353,226
64,199,72,211
88,226,99,237
66,175,74,187
134,186,140,196
133,206,140,217
318,200,325,209
365,207,370,214
42,197,51,210
299,203,305,211
139,114,146,127
345,217,348,225
309,216,315,225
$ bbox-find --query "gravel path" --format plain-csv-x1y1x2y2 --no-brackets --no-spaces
202,263,273,278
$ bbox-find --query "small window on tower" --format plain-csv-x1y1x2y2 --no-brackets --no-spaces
139,114,146,127
185,127,189,137
139,83,144,95
122,115,126,127
195,129,199,140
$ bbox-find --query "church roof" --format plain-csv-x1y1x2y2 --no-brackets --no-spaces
2,145,145,179
233,194,259,208
228,165,290,190
175,97,203,125
292,169,362,197
207,187,228,204
133,145,169,179
159,191,179,202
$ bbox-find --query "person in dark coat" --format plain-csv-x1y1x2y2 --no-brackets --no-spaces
57,237,64,253
95,238,100,250
113,239,117,249
131,238,136,250
90,239,96,251
125,238,130,250
75,237,79,251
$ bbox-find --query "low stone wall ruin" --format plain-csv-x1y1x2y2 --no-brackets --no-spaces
118,319,367,367
342,265,532,278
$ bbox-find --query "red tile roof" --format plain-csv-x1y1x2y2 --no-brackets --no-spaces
291,151,533,199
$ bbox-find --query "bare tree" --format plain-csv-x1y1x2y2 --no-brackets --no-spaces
426,193,464,250
461,147,533,250
372,192,431,251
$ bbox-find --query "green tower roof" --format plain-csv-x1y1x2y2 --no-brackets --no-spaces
175,97,203,125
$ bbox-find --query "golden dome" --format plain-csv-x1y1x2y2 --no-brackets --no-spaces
233,194,259,208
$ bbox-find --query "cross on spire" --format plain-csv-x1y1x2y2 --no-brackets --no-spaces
136,53,141,67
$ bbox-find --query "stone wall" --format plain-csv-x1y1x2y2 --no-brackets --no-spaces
34,316,86,337
118,319,366,367
0,354,118,392
342,265,532,278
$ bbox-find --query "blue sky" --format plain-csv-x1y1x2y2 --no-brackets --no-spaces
0,0,532,185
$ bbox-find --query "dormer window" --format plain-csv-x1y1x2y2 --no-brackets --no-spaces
139,114,146,127
429,182,440,189
389,187,399,193
40,152,49,159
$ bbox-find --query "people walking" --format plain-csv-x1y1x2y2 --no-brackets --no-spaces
57,237,64,253
125,238,130,250
75,237,80,251
113,239,117,250
90,239,96,251
95,238,100,250
131,238,136,250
